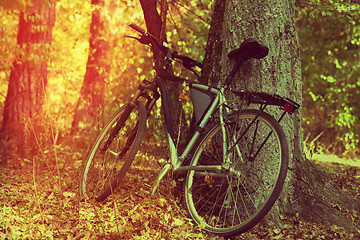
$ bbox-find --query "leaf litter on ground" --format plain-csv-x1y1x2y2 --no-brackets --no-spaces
0,151,360,239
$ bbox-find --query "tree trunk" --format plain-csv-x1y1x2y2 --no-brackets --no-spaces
72,0,110,134
202,0,359,233
1,0,55,157
139,0,186,147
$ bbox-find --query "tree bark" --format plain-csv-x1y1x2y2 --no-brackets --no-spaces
1,0,55,156
72,0,110,134
202,0,359,233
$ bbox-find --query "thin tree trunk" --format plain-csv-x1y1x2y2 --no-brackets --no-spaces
72,0,110,134
139,0,186,147
1,0,55,157
202,0,359,233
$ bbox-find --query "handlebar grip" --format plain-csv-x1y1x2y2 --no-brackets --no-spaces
128,22,147,35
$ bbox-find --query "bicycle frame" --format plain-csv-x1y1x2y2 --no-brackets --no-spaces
127,74,299,195
148,78,232,194
123,76,231,194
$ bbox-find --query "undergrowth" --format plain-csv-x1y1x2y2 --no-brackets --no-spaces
1,136,360,239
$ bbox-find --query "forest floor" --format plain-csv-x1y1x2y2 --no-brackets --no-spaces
1,146,360,240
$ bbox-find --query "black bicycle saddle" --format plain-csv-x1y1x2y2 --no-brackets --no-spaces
228,38,269,61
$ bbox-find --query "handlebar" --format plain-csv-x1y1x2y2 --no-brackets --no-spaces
128,22,202,69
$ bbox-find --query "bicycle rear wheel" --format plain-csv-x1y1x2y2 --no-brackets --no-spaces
79,101,147,202
184,109,288,237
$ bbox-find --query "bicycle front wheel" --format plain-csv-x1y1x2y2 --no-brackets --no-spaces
184,109,289,237
79,101,147,202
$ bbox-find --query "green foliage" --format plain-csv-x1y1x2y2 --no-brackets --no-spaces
296,0,360,155
167,0,213,77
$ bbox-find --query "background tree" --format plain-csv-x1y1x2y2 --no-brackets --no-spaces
71,0,111,133
1,0,56,156
201,0,359,232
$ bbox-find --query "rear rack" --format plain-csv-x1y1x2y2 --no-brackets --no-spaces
232,91,300,114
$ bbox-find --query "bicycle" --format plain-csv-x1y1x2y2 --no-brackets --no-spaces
79,22,300,237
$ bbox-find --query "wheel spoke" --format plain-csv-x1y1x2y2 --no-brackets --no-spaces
106,148,120,158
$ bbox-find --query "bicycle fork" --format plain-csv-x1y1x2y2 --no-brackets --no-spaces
100,102,136,151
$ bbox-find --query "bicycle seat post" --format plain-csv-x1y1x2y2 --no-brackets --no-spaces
224,59,244,87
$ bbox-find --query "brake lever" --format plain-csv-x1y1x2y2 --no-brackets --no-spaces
124,35,140,40
124,35,152,45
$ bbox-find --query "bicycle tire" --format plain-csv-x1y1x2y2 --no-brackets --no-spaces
79,101,147,202
184,109,289,237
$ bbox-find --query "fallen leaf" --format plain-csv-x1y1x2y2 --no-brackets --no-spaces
63,192,76,198
172,218,185,227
